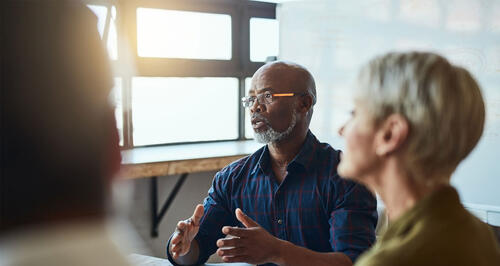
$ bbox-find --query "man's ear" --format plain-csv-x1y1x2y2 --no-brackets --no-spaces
374,114,409,156
298,94,313,114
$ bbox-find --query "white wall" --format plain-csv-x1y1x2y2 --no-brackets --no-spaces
277,0,500,209
121,171,220,259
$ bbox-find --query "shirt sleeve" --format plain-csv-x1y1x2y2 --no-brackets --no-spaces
195,169,239,264
329,178,378,263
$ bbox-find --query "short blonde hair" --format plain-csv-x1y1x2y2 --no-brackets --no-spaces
355,52,485,183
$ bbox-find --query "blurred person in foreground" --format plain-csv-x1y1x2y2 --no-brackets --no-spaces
337,51,500,266
167,61,378,266
0,1,130,265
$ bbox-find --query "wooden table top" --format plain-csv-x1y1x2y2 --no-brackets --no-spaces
119,140,262,179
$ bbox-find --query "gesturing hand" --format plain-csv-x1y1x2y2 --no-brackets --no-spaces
216,208,283,265
170,204,204,259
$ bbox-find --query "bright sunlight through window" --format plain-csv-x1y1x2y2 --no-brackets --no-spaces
137,8,232,60
132,77,239,146
87,5,118,60
250,17,279,62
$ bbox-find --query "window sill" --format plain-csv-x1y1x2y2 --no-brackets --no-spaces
119,140,262,179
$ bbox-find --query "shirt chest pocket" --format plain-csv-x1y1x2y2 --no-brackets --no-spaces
229,177,275,226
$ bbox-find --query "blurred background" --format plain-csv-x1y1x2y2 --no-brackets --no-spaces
84,0,500,259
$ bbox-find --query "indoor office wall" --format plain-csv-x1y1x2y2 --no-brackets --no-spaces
278,0,500,209
126,171,218,259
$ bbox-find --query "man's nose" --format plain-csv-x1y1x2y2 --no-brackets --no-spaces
250,99,263,113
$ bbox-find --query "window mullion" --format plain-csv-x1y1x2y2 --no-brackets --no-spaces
238,78,246,140
116,0,136,148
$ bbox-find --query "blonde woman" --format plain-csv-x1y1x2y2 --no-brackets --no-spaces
338,52,500,266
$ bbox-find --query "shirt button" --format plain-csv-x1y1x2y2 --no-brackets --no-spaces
277,219,283,225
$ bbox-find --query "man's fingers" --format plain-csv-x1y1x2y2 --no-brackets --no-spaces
171,243,182,253
171,232,183,245
172,219,189,245
235,208,259,228
216,247,246,257
172,250,184,260
177,220,188,231
216,237,242,248
192,204,204,225
222,226,249,238
222,255,250,263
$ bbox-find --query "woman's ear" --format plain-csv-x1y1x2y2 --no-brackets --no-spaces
374,114,409,156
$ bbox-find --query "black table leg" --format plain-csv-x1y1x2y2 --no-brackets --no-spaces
150,173,189,237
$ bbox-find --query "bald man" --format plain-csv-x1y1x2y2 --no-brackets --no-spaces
167,61,377,266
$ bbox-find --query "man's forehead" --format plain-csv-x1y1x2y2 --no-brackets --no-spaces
249,87,273,94
249,72,285,94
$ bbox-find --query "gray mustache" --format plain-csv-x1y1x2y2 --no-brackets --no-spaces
251,114,270,126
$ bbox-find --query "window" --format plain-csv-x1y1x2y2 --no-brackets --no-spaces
250,18,279,62
88,5,121,144
137,8,232,59
86,0,277,147
111,78,124,146
245,77,254,139
132,77,239,145
87,5,118,60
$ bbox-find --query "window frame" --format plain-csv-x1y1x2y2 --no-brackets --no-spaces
85,0,277,148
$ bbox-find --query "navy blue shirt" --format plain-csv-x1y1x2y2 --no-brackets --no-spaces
167,131,377,265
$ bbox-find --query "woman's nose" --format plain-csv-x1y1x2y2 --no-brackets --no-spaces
338,124,345,136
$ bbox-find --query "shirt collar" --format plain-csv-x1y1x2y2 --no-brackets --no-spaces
251,130,319,175
289,130,318,171
251,145,270,175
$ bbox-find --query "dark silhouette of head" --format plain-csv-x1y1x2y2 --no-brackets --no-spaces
1,0,121,232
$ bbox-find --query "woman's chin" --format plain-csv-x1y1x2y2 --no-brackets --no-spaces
337,164,353,179
338,165,366,183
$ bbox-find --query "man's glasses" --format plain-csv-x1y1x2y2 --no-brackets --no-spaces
241,91,306,108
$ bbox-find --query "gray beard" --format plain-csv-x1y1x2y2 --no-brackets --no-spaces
253,110,297,144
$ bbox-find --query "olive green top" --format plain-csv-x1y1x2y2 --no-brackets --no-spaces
355,186,500,266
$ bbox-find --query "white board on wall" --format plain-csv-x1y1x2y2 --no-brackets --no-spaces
278,0,500,207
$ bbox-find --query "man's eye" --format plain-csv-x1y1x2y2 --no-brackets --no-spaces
264,93,272,98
